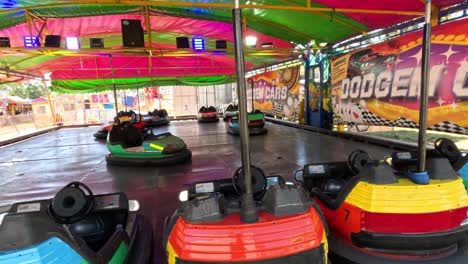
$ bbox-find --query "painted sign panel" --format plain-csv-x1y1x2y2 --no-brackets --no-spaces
248,66,302,121
331,19,468,134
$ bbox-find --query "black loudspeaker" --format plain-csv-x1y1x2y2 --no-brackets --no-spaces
176,37,190,49
44,35,61,48
121,19,144,48
215,40,227,49
0,37,11,47
90,38,104,48
84,99,91,109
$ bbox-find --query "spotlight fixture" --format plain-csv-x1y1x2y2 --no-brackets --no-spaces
215,40,227,49
319,42,328,47
176,37,190,49
24,36,40,48
260,42,273,48
44,35,61,48
0,37,11,47
65,37,80,50
90,38,104,48
192,37,205,51
245,36,257,48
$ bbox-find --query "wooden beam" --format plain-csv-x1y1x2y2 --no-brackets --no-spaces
0,1,425,16
144,5,153,48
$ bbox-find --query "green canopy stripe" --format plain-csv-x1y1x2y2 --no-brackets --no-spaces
51,75,236,94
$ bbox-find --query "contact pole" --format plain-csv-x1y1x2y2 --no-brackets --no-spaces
137,85,141,113
233,0,257,223
109,55,118,116
417,0,432,172
42,80,57,126
251,78,254,111
124,90,127,112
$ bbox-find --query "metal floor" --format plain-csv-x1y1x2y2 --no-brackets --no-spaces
0,120,392,264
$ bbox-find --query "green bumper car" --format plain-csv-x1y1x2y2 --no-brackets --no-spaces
144,109,170,127
228,110,267,136
106,122,191,166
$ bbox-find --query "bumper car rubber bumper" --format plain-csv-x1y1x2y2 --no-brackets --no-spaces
128,215,153,264
351,225,468,251
106,149,192,166
227,126,267,136
94,130,108,139
198,116,219,123
144,119,169,127
329,232,468,264
172,245,327,264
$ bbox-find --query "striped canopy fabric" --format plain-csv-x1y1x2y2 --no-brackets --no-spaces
0,0,463,92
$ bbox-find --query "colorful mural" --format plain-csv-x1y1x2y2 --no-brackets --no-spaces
248,66,302,121
330,19,468,134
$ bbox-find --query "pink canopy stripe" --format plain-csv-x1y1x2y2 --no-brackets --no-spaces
0,14,293,49
27,55,251,80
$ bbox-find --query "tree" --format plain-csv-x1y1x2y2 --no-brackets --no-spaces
2,80,46,99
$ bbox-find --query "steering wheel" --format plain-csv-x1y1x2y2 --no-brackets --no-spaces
49,182,95,224
435,138,460,163
347,150,371,175
232,166,267,198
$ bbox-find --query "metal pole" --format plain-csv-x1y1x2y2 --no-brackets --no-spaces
136,85,141,113
124,90,127,111
417,0,432,172
251,78,254,112
304,48,311,126
109,55,119,116
205,85,208,106
43,80,57,126
233,2,257,223
214,85,217,107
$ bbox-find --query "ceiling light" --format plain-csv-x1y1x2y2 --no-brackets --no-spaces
65,37,80,50
245,36,257,48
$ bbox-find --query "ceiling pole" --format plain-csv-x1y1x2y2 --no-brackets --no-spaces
417,0,432,173
233,0,257,224
109,54,119,116
124,90,127,111
137,84,141,113
42,80,57,126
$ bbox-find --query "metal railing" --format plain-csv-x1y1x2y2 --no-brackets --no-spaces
0,109,116,143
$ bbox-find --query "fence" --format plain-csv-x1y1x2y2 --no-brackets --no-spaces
0,109,116,142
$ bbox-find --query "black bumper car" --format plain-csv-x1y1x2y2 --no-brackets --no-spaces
0,182,152,264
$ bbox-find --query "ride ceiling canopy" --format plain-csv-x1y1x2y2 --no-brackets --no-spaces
0,0,464,92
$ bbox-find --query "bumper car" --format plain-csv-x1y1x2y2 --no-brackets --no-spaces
198,106,219,123
163,166,329,264
386,138,468,192
105,120,191,166
94,122,113,139
294,147,468,264
0,182,151,264
223,104,239,121
433,138,468,191
228,110,267,136
94,111,145,140
144,109,170,127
